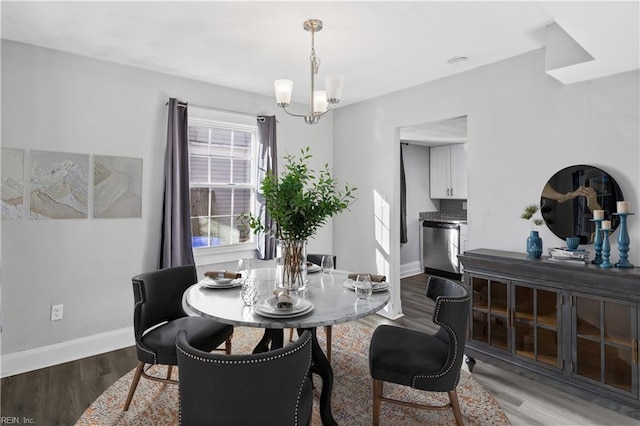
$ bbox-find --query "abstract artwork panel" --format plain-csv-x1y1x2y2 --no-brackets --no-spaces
30,150,89,219
1,148,25,220
93,155,142,218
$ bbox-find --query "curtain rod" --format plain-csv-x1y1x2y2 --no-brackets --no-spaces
164,100,268,121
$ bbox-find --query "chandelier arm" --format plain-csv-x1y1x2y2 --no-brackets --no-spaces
280,105,311,119
279,103,333,120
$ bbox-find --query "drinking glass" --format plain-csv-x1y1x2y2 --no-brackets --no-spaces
241,278,259,306
321,255,334,274
355,274,373,299
237,258,252,282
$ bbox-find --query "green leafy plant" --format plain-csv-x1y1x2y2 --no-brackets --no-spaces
242,147,356,241
241,147,356,287
521,204,544,230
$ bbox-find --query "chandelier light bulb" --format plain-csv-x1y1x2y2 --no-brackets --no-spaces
325,75,344,104
274,79,293,106
313,90,328,114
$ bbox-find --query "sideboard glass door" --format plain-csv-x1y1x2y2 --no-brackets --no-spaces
573,293,637,396
470,275,509,351
514,283,561,369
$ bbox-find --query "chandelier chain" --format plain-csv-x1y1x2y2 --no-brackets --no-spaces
310,30,320,75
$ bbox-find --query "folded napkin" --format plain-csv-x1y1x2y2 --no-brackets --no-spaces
347,273,387,283
273,289,293,310
204,270,242,279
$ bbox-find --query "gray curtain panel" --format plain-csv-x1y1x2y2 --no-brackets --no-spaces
400,144,408,244
256,115,278,259
159,98,195,268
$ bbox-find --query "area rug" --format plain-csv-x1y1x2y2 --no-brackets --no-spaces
77,323,509,425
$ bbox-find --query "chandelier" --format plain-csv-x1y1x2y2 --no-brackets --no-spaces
274,19,344,124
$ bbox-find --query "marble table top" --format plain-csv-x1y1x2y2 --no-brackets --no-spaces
183,268,390,329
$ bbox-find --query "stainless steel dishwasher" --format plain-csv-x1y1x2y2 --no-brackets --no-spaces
420,220,463,277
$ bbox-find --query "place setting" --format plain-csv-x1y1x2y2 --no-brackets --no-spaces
342,273,390,298
198,270,243,289
252,289,315,319
307,261,322,274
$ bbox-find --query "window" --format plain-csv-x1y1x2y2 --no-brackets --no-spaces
188,110,257,250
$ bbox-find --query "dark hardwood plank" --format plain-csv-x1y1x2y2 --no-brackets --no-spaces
1,346,137,423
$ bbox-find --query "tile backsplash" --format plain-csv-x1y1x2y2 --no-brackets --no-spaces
420,199,467,221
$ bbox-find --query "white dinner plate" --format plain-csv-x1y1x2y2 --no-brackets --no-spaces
254,296,314,318
199,277,243,289
307,263,322,273
342,279,390,292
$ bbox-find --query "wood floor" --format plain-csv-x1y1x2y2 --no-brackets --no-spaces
2,273,639,425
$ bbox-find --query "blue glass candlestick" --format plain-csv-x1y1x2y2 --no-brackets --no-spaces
600,228,613,269
591,219,603,265
614,213,634,268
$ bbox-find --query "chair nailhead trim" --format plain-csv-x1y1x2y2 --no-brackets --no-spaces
294,338,314,426
411,297,469,387
133,279,157,365
177,340,307,364
178,334,313,426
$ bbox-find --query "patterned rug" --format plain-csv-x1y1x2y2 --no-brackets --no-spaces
77,322,509,425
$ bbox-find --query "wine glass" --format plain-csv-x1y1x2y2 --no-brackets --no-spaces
355,274,372,299
321,255,334,274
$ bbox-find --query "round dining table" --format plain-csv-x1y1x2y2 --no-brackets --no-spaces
183,267,390,426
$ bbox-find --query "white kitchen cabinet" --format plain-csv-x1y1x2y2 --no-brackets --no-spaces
429,144,467,199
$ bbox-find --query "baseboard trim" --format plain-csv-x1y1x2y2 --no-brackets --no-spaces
400,261,422,278
376,310,404,320
1,326,134,378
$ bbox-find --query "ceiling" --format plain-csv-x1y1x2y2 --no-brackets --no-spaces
401,116,467,146
2,1,638,111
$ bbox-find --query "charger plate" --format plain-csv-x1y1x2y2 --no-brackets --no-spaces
343,279,390,292
254,296,314,318
199,277,243,289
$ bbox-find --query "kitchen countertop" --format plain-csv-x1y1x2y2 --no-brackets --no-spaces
419,212,467,223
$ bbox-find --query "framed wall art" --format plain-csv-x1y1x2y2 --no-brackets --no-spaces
93,155,142,218
1,147,25,220
29,150,89,219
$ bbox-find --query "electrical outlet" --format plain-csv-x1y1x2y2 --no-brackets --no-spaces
51,304,63,321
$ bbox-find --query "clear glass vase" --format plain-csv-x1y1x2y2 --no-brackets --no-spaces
275,239,308,291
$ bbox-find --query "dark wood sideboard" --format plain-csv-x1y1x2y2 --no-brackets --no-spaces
459,248,640,409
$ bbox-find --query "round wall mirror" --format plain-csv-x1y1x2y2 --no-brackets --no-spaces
540,165,623,244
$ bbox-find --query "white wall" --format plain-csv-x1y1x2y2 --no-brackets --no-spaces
399,143,435,274
333,49,639,318
0,40,334,359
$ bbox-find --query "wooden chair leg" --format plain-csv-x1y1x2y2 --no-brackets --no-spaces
225,335,232,354
166,365,173,380
448,389,464,426
123,361,144,411
324,325,332,363
372,379,383,426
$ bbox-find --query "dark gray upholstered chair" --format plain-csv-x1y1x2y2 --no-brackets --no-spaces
289,254,336,362
176,329,314,426
369,276,471,425
123,265,234,411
